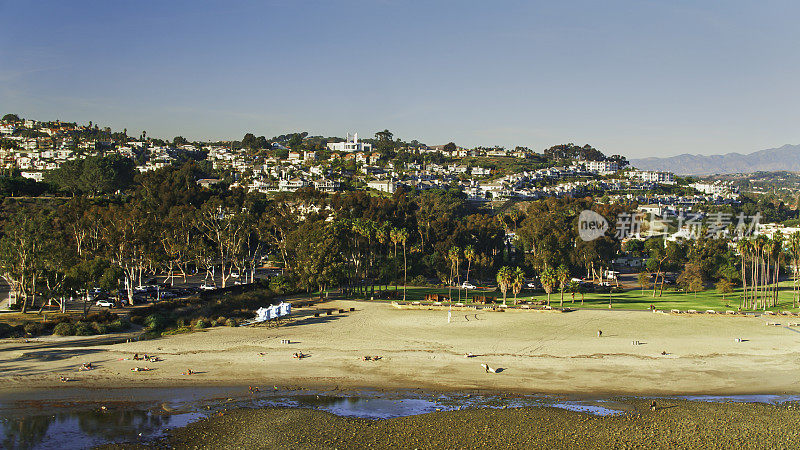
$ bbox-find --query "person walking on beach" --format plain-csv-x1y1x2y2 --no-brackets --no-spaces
597,330,602,338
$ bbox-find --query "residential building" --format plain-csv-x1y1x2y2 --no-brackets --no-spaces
326,132,373,152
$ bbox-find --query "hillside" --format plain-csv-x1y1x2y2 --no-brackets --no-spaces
630,144,800,175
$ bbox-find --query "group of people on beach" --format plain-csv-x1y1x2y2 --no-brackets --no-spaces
132,353,161,362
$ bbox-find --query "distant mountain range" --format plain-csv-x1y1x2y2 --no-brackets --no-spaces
630,144,800,176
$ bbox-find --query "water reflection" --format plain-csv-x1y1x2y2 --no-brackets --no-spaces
1,408,201,450
2,414,53,449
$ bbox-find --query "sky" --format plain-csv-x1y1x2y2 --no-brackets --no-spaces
1,0,799,158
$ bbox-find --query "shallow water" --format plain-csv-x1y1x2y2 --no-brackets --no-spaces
1,387,797,449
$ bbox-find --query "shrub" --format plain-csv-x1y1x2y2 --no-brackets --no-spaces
75,322,95,336
216,316,227,324
129,315,144,325
226,318,237,327
92,322,109,334
108,319,131,332
144,314,166,330
0,323,14,338
54,322,75,336
193,318,209,329
23,322,44,336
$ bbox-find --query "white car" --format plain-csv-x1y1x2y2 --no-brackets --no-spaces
96,299,114,308
200,283,217,291
461,281,476,290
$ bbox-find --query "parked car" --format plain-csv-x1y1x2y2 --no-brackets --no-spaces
461,281,476,290
96,299,114,308
200,283,216,291
526,281,538,289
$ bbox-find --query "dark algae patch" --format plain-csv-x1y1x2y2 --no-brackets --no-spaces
111,399,800,449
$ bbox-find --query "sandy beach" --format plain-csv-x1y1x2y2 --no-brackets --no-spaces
2,300,799,396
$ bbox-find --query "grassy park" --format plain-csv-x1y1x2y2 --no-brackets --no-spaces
343,282,800,313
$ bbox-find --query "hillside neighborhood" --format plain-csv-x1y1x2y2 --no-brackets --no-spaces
0,115,740,211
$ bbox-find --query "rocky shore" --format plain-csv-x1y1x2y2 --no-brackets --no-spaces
108,399,800,449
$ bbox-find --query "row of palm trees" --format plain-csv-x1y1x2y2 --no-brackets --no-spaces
495,264,574,307
447,245,478,302
736,232,800,310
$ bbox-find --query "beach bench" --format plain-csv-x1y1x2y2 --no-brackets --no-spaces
670,309,681,314
688,309,698,314
706,310,716,314
726,310,736,315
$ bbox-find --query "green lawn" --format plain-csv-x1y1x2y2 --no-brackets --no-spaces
339,283,800,313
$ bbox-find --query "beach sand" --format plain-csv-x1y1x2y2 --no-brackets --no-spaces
1,300,799,396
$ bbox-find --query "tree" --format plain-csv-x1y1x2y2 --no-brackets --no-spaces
678,261,705,297
716,278,733,303
540,265,556,305
496,266,513,306
448,246,461,301
198,199,248,289
0,209,50,313
511,267,525,305
464,245,476,283
568,280,580,303
556,264,569,307
638,271,652,295
2,113,20,123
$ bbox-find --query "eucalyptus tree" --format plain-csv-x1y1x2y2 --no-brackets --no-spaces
198,198,248,288
0,209,50,313
160,205,196,285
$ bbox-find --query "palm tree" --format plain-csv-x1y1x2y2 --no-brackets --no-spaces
511,267,525,305
789,232,800,308
464,245,476,283
540,265,556,305
736,239,750,309
448,246,461,301
496,266,513,306
397,228,409,301
556,264,569,307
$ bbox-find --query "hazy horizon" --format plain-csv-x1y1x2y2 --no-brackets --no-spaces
2,1,799,158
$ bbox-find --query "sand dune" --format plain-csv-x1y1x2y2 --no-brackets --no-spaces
1,300,798,396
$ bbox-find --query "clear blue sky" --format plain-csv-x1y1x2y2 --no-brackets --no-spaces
2,1,798,158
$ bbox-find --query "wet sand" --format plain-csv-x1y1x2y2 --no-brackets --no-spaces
2,300,800,396
110,399,800,449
